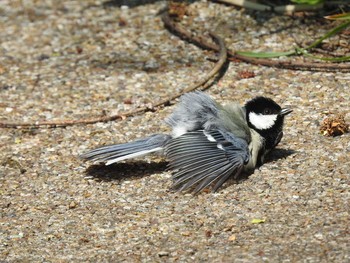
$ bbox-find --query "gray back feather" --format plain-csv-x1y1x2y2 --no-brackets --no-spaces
166,92,251,143
165,92,221,134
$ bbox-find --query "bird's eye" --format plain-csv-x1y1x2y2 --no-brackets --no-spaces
263,108,272,115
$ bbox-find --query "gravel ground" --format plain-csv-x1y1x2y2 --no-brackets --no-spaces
1,1,349,262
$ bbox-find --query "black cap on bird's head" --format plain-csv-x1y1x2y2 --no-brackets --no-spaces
245,96,292,151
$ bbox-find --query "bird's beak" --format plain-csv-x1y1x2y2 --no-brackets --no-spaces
281,108,292,116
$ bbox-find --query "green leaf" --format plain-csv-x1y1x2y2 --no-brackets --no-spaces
251,218,266,224
236,50,296,58
290,0,324,4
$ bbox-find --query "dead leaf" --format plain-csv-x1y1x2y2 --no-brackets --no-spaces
320,113,349,136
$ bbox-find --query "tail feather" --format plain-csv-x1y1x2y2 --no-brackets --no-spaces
80,134,171,165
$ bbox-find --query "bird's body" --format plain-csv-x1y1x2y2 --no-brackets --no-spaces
81,92,292,193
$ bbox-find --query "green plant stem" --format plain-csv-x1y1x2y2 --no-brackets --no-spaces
237,20,350,62
305,20,350,50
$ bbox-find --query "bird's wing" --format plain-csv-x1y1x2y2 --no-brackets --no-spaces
165,130,250,193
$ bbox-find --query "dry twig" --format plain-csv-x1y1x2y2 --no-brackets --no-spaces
162,12,350,72
0,33,227,129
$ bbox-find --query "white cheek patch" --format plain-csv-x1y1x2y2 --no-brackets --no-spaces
249,112,278,130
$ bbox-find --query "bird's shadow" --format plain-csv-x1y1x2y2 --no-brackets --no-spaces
85,160,168,182
102,0,161,8
264,148,296,164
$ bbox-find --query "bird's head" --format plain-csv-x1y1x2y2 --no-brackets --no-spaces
245,96,292,150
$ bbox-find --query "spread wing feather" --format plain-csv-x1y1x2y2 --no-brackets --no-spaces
165,130,249,193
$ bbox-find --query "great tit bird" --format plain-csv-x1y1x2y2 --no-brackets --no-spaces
80,91,292,193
